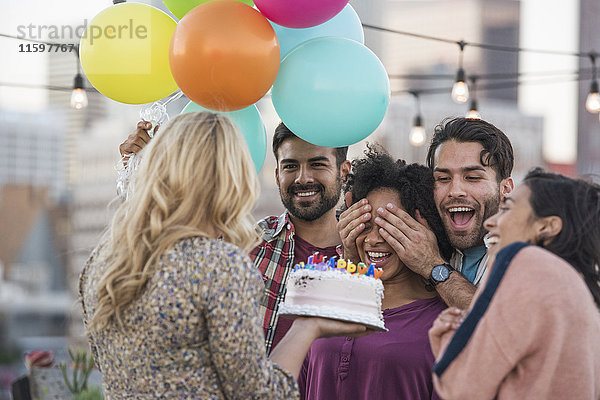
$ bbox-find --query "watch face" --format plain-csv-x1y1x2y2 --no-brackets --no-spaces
432,265,450,282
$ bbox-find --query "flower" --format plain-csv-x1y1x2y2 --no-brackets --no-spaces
24,350,55,369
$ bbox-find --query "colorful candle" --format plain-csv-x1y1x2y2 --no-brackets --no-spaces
346,262,357,274
357,262,367,275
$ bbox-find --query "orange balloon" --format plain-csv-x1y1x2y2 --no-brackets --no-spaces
169,1,280,111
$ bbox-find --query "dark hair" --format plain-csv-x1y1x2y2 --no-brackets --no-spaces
523,168,600,306
272,122,349,168
344,145,453,262
426,117,514,181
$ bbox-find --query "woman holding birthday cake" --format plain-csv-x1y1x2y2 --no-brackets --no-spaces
298,146,453,400
78,112,369,399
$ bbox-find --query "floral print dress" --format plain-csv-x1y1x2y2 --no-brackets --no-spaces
79,237,299,399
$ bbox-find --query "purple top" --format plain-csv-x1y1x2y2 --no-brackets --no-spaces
298,297,446,400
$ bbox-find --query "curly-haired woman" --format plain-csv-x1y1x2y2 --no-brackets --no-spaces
298,146,452,400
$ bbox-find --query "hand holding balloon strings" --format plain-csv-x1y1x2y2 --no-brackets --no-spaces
116,91,183,200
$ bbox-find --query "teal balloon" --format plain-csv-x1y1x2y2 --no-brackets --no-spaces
270,4,364,60
271,37,390,147
181,102,267,172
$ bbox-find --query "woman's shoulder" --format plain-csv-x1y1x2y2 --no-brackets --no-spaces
173,236,248,258
510,245,574,279
503,245,590,305
171,236,253,272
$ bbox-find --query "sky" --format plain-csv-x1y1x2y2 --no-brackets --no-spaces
0,0,582,164
519,0,579,164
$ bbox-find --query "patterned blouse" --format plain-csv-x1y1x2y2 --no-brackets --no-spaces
79,236,299,399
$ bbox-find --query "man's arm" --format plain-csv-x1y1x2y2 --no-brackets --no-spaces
374,203,476,309
432,271,476,310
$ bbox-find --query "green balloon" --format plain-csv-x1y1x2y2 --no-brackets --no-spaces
163,0,254,20
181,102,267,173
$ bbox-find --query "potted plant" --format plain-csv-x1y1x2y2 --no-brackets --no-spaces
59,349,103,400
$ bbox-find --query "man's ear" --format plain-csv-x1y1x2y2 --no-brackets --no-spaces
340,160,351,179
500,177,514,200
536,215,563,246
275,167,280,187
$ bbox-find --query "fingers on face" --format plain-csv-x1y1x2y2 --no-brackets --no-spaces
339,215,369,246
339,201,372,234
379,204,423,231
377,226,406,254
374,214,408,243
343,199,371,216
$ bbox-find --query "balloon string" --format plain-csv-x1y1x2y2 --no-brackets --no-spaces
115,153,140,200
116,91,183,200
162,90,183,106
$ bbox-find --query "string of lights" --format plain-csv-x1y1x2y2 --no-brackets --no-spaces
0,81,96,92
361,24,589,57
399,73,593,146
1,20,597,118
389,67,597,82
362,22,598,146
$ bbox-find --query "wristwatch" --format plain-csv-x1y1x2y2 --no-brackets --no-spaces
429,263,454,286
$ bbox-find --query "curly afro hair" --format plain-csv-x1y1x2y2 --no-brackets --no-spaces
344,144,453,261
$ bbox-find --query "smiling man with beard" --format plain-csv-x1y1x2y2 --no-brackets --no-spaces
338,117,514,309
250,122,351,354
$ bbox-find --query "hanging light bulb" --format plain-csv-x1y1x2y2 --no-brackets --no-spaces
452,68,469,103
70,73,88,110
465,99,481,119
585,80,600,113
451,41,469,104
586,52,600,114
409,115,426,147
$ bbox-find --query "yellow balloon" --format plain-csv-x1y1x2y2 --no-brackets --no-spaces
80,3,178,104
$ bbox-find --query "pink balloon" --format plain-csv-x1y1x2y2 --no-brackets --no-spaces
255,0,349,28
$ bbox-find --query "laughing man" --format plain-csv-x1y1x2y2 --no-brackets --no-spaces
339,117,514,309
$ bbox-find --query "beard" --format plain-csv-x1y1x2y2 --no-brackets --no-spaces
279,178,342,222
445,187,501,250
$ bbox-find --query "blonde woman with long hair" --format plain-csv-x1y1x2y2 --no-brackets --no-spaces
79,112,368,399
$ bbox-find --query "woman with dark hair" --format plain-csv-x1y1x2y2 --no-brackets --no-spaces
429,168,600,400
298,146,452,400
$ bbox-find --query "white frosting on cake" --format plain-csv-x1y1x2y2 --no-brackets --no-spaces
278,268,387,331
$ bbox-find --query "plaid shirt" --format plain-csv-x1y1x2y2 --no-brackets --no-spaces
249,211,343,354
249,211,297,355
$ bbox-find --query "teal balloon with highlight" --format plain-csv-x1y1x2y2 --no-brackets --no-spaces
271,37,390,147
270,4,364,60
181,102,267,172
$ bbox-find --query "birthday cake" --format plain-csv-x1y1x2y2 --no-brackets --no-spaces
278,254,387,331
